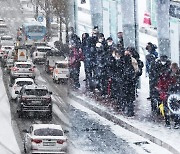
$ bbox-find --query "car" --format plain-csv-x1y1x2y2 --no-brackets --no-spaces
0,23,8,36
10,61,36,84
32,46,52,64
1,46,14,67
0,35,14,46
16,85,52,118
10,78,35,100
23,124,68,154
0,18,5,24
52,60,69,84
30,41,48,57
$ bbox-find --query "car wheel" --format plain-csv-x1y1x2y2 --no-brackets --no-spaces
53,77,55,83
17,110,23,118
23,142,27,153
47,112,52,120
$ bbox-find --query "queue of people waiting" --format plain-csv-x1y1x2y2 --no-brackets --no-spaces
67,26,180,128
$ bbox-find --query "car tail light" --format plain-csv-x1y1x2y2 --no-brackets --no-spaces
55,69,58,74
31,139,42,144
29,68,34,72
13,86,17,90
49,66,54,71
57,139,66,144
22,96,27,101
12,67,19,71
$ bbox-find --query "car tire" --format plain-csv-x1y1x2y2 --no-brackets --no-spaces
23,142,27,153
17,110,23,118
47,112,52,120
53,77,55,83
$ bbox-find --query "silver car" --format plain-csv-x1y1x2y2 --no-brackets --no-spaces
23,124,68,154
10,61,36,83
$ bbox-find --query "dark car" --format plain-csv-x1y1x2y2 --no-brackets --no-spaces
16,85,52,118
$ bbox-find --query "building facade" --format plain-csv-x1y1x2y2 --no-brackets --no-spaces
169,1,180,65
75,0,123,43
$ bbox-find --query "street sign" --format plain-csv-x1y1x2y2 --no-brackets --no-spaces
37,16,43,22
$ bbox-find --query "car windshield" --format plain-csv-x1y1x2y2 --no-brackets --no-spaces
57,63,68,68
37,49,51,53
16,64,31,68
28,26,44,33
34,128,63,136
24,89,48,96
16,81,33,86
34,43,47,46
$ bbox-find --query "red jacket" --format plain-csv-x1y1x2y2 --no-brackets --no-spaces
69,47,84,68
157,72,176,101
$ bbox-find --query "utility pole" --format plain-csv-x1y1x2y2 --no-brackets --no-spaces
35,0,39,20
45,0,51,41
155,0,170,57
89,0,103,32
121,0,139,51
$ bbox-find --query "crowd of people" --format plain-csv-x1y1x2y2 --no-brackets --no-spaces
145,42,180,128
67,26,180,128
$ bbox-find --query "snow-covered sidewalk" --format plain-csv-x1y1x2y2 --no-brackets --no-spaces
0,69,20,154
69,62,180,154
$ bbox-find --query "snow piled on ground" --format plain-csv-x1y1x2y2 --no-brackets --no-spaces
0,69,21,154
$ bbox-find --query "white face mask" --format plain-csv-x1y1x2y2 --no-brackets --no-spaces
161,61,166,65
96,42,102,48
68,31,73,35
108,42,113,46
99,38,103,43
112,52,116,57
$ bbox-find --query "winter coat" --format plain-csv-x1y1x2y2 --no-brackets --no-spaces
156,71,176,102
81,37,93,69
69,47,84,68
121,55,136,101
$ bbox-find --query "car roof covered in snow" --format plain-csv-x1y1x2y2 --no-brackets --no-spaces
36,46,51,49
32,124,63,131
14,78,34,82
23,84,48,90
14,61,32,65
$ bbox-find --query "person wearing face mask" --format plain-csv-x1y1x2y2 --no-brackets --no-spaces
81,33,94,91
93,33,106,94
149,55,171,114
118,49,136,116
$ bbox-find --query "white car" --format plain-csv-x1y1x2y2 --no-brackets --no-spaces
0,23,8,36
0,35,14,46
10,61,36,83
23,124,68,154
32,46,52,64
10,78,35,100
53,60,69,83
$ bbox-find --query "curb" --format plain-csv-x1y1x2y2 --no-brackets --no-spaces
69,92,180,154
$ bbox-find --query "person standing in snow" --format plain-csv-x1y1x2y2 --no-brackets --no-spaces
93,33,106,94
145,42,158,100
68,41,84,89
120,49,137,117
150,55,171,113
156,68,176,128
81,33,94,91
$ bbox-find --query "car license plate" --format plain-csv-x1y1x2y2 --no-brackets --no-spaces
43,142,55,146
31,101,41,104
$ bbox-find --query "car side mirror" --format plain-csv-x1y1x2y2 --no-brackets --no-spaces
33,65,36,68
49,91,52,95
64,130,69,134
15,91,19,94
9,84,12,87
22,129,29,133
